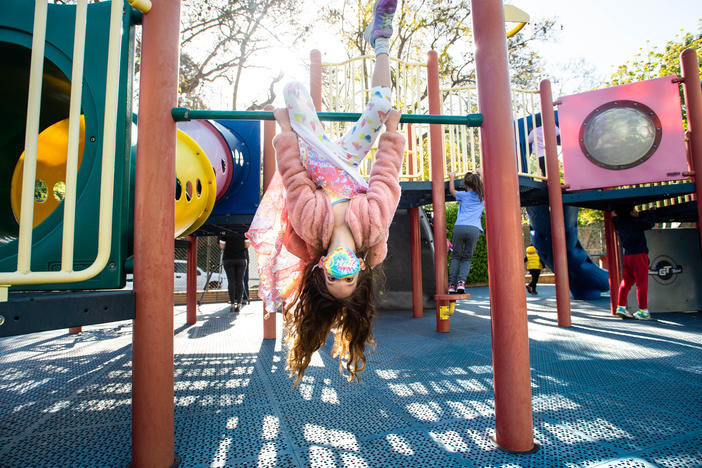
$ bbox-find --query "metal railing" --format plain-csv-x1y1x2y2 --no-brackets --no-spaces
318,55,549,183
171,108,482,126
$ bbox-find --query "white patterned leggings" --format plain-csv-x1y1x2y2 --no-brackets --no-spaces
283,81,393,166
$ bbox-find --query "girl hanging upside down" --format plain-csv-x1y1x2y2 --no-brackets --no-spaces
247,0,403,388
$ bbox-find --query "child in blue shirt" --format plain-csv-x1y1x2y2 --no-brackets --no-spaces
448,170,485,293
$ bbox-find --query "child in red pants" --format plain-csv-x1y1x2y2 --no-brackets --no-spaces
613,206,655,320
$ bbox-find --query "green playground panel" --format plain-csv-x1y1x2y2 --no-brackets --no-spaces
0,0,137,291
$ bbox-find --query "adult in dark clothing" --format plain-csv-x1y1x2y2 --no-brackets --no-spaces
219,232,249,313
613,206,655,320
242,249,249,305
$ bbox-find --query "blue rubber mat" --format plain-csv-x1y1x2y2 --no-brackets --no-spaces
0,286,700,467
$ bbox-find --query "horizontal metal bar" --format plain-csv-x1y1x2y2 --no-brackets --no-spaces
562,182,695,204
562,182,696,211
171,107,483,127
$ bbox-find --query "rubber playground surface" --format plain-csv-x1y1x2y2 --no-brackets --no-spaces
1,285,700,467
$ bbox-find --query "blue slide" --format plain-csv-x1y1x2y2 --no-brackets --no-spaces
526,205,610,300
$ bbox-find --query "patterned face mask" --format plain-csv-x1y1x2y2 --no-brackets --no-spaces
322,247,361,279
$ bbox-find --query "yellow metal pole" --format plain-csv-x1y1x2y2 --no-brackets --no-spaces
17,0,48,274
61,0,88,272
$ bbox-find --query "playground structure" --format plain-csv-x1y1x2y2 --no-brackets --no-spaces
1,0,701,466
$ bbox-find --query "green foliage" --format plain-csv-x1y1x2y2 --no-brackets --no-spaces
445,201,488,284
521,207,530,226
506,19,559,90
176,0,305,110
33,180,47,203
609,25,701,85
320,0,558,92
609,23,702,126
577,208,604,226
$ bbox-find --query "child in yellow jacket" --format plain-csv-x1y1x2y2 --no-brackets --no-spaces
525,245,542,295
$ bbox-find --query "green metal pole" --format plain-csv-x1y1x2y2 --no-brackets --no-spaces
171,107,483,127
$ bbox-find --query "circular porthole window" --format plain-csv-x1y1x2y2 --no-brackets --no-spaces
579,100,661,170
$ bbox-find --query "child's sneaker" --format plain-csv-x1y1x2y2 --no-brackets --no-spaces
364,0,398,48
456,281,465,294
633,309,651,320
448,283,456,294
615,305,633,318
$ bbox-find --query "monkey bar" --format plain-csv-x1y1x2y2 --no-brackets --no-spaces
171,107,484,127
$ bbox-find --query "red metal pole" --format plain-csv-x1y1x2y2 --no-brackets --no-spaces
471,0,534,452
262,104,276,339
540,80,571,327
407,124,424,318
680,48,702,257
427,50,450,333
603,211,621,315
310,50,322,112
186,236,197,325
132,0,179,466
406,123,424,318
410,207,423,318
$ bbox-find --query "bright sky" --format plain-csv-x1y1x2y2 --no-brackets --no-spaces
508,0,701,89
226,0,701,109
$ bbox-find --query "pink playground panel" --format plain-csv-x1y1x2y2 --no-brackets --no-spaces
559,76,688,191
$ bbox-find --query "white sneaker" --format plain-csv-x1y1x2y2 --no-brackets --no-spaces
633,309,651,320
615,305,633,319
363,0,397,48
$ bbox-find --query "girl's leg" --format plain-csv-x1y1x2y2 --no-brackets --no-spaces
335,0,396,164
284,81,328,148
449,226,469,285
617,255,636,306
371,51,390,88
335,87,392,165
457,226,481,283
632,253,650,309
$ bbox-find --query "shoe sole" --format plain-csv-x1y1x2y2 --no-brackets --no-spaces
634,315,651,320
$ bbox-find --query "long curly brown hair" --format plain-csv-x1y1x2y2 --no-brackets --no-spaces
283,259,378,388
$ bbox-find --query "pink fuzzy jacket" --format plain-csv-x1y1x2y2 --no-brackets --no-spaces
274,131,405,267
